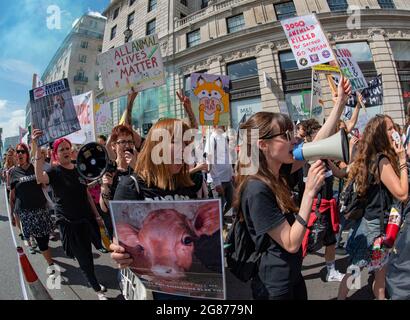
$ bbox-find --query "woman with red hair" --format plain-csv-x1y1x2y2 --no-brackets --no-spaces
9,143,55,270
32,131,108,300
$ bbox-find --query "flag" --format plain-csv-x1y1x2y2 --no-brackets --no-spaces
19,126,28,143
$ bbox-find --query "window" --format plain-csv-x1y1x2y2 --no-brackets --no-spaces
227,14,245,34
274,1,297,20
327,0,348,12
148,0,157,12
98,45,102,52
181,0,187,6
79,55,87,63
110,25,117,40
146,19,156,36
80,41,88,49
113,7,120,20
180,13,187,19
201,0,209,9
231,97,262,129
127,12,135,26
77,70,85,78
75,87,84,95
279,51,298,71
187,29,200,48
129,0,136,6
391,41,410,114
95,73,100,81
227,58,258,81
378,0,396,9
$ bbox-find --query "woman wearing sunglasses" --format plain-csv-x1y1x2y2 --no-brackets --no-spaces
234,77,352,300
9,143,55,270
32,132,108,300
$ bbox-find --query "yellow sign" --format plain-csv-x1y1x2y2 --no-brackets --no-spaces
313,64,341,73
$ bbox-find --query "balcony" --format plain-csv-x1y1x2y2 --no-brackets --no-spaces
74,75,88,84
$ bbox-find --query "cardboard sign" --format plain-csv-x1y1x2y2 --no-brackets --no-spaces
281,14,335,69
65,91,96,144
29,79,81,146
311,70,325,124
98,34,165,101
334,48,368,92
361,75,383,107
95,102,113,137
190,73,230,127
110,199,226,300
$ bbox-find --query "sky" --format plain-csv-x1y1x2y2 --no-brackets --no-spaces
0,0,110,140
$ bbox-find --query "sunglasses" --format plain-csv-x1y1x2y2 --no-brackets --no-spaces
261,130,294,142
16,150,27,154
116,140,134,146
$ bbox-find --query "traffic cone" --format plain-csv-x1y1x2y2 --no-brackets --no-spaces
17,247,52,300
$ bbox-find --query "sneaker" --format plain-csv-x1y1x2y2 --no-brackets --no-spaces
326,270,345,282
99,285,107,293
97,292,108,300
23,240,29,247
47,264,56,275
31,238,38,249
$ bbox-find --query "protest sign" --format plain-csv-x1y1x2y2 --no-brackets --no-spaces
313,64,341,74
286,91,311,122
29,79,81,146
281,14,335,70
361,75,383,107
109,199,225,300
278,101,289,115
95,102,113,137
98,34,165,101
190,73,230,127
334,48,368,92
230,97,261,129
65,91,95,144
311,70,325,124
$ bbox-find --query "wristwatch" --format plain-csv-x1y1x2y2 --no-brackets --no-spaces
294,214,308,228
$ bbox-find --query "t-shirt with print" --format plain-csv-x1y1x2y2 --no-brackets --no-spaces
10,164,46,211
46,165,94,221
241,179,303,296
109,167,134,200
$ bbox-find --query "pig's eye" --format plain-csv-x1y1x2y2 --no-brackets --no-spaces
182,236,193,246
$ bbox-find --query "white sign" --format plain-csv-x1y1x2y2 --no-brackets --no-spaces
98,34,165,101
231,97,261,129
65,91,95,144
95,102,113,137
281,14,335,69
334,48,368,92
311,70,324,124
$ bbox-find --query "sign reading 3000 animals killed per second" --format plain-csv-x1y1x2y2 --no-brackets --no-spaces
281,14,335,70
98,34,165,101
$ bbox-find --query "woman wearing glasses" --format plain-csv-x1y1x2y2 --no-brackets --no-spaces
32,133,108,300
233,77,352,300
9,143,55,268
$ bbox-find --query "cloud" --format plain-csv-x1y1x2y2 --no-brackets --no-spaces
0,59,40,86
0,108,26,139
0,100,7,111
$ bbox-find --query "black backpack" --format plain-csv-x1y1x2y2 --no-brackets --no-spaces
225,213,267,283
339,179,367,220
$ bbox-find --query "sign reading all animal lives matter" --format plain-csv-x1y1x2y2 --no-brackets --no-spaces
97,34,165,101
281,14,335,69
334,48,368,92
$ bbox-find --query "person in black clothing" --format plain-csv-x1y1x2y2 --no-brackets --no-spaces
9,143,55,270
32,131,108,300
234,77,352,300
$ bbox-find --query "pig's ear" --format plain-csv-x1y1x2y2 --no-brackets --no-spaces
116,222,141,247
192,202,220,237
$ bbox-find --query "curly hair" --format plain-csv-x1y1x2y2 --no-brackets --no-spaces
347,115,399,197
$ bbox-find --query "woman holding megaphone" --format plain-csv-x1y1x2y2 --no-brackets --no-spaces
233,77,352,300
32,131,109,300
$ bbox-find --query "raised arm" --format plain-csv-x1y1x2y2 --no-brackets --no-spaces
32,129,50,185
345,93,362,133
177,90,198,129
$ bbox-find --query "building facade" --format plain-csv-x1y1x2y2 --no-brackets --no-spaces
101,0,410,130
42,13,107,96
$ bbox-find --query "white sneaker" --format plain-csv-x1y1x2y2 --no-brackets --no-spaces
326,270,345,282
97,291,108,300
46,264,57,275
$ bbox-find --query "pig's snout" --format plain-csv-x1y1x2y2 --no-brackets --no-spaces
151,265,184,279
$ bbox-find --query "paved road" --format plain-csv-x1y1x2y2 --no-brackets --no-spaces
0,182,372,300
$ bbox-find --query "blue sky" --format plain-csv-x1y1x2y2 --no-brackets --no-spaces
0,0,110,139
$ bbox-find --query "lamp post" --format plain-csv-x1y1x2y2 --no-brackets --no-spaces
124,26,133,43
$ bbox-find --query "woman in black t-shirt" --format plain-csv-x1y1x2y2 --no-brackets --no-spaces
234,77,352,300
338,115,408,300
32,131,108,300
9,143,55,269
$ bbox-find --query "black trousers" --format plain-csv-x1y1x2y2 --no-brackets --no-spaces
59,220,101,292
35,236,50,252
251,273,308,300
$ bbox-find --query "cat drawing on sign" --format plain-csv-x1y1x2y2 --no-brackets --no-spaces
193,76,229,126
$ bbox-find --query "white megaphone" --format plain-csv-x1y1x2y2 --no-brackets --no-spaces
293,129,350,163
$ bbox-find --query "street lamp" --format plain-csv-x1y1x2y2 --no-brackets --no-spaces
124,26,133,43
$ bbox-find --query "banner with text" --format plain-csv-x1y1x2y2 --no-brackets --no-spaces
98,34,165,101
334,48,368,92
311,70,325,124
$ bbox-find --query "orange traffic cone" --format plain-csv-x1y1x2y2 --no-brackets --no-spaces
17,247,52,300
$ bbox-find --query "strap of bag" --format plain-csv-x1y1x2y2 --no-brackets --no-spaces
129,174,140,194
376,153,385,235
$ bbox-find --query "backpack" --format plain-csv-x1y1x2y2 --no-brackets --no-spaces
225,213,266,283
339,180,367,220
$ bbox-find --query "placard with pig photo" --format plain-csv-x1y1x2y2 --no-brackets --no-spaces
109,199,226,300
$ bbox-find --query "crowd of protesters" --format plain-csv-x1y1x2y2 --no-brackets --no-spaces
1,76,410,300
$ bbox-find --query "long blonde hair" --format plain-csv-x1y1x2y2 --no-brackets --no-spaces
135,118,194,190
234,112,299,214
5,148,16,169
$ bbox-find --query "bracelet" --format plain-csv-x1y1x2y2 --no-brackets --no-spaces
400,165,407,171
294,214,308,229
101,193,111,200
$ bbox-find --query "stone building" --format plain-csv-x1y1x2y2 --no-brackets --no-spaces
101,0,410,130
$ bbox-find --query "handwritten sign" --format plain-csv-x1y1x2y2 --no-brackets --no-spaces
311,70,324,124
361,75,383,107
98,34,165,101
281,14,335,70
95,102,113,137
334,48,368,92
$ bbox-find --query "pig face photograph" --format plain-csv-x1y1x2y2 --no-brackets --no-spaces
109,199,226,299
